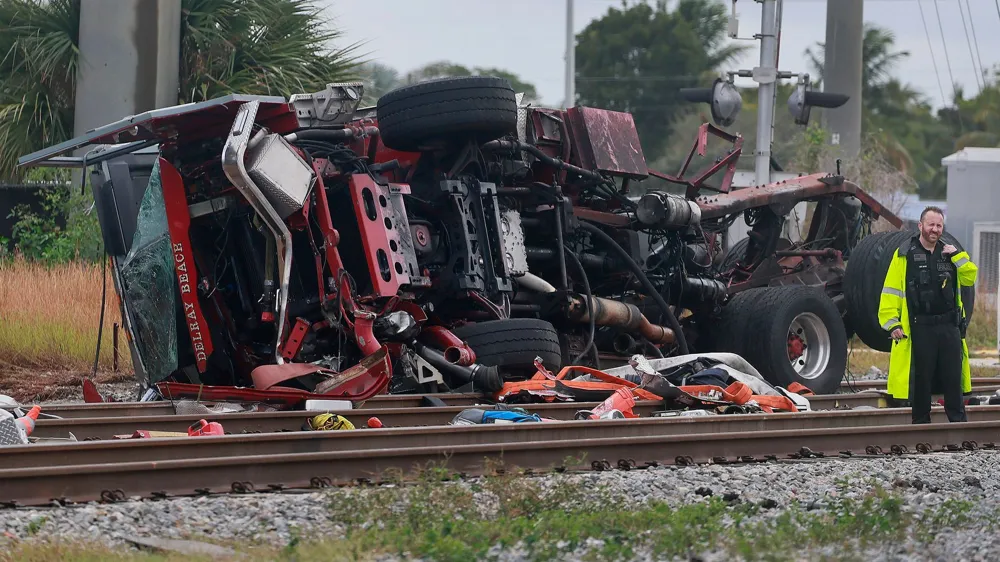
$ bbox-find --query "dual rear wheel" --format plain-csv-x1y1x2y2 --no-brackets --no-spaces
713,285,847,395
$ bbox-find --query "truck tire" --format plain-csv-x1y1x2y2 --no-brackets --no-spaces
843,231,912,351
716,236,792,273
376,76,518,152
718,238,750,272
844,229,975,352
942,232,977,326
709,287,770,356
451,318,562,375
740,285,848,395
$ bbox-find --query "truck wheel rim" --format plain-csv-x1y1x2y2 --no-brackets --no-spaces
787,312,830,380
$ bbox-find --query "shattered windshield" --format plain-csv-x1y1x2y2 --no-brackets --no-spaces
119,158,178,385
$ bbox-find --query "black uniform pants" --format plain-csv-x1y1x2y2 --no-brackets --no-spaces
909,320,967,424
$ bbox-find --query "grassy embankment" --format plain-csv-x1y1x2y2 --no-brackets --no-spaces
0,258,995,383
0,258,132,399
0,258,127,372
0,470,990,561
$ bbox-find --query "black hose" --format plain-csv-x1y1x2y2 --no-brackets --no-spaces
91,250,108,379
579,221,690,355
554,204,569,289
285,128,355,142
563,246,599,368
481,139,605,183
413,342,503,393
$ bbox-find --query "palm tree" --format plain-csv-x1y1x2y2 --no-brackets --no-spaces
805,23,911,108
0,0,80,179
804,24,919,172
0,0,363,179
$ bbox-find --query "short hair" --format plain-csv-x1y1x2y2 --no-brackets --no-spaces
920,206,945,222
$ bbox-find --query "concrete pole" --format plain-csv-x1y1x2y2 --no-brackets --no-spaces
74,0,181,138
754,0,778,186
565,0,575,108
822,0,863,157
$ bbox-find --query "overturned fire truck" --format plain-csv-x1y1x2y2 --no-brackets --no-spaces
20,76,954,400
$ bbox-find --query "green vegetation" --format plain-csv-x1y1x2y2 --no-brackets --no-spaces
2,0,990,261
0,0,363,181
2,474,993,562
573,0,746,157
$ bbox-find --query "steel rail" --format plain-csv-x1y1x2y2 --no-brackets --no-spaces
35,393,486,419
30,392,905,439
840,378,1000,390
4,418,1000,507
31,401,675,439
38,387,1000,421
7,406,998,470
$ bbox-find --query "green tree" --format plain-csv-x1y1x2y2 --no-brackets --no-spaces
356,61,402,105
574,0,747,156
179,0,362,103
400,61,540,103
0,0,363,262
0,0,364,181
805,23,949,196
651,81,807,182
0,0,79,180
806,23,912,120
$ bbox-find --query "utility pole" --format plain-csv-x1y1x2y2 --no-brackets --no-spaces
753,0,779,186
822,0,863,156
74,0,181,138
72,0,181,184
565,0,575,108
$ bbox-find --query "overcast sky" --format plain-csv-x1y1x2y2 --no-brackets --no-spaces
323,0,997,110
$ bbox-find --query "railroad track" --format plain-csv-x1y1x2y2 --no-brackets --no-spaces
3,407,999,507
841,378,1000,390
6,406,998,469
35,384,1000,422
36,393,486,418
31,391,906,439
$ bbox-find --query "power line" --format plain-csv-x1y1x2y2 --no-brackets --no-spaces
932,0,965,131
965,0,986,89
956,0,982,93
917,0,949,110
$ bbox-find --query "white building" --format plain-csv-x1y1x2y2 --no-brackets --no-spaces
941,147,1000,296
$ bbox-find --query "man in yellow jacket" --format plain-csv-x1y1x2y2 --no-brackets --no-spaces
878,206,978,424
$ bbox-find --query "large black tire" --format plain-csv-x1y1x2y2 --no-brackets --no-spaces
740,285,849,395
451,318,562,375
376,76,518,152
942,232,977,325
716,236,792,273
843,231,913,351
718,237,750,272
708,287,768,356
844,229,975,352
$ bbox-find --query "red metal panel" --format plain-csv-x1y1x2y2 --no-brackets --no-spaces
695,174,882,221
280,318,311,361
566,107,648,179
159,158,214,373
310,160,346,275
347,174,409,297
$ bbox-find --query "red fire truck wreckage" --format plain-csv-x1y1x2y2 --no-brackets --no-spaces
19,76,922,415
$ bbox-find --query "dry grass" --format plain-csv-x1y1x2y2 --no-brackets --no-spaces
965,293,998,353
0,257,131,373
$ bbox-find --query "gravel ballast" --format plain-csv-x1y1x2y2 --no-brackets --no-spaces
3,450,1000,560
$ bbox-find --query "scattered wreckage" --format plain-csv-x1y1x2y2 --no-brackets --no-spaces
18,76,920,417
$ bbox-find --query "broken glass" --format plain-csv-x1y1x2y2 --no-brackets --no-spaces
119,158,178,385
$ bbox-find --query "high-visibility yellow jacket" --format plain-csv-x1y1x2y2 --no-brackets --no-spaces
877,239,978,400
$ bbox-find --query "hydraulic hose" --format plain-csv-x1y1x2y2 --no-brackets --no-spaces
413,342,503,393
579,220,690,355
